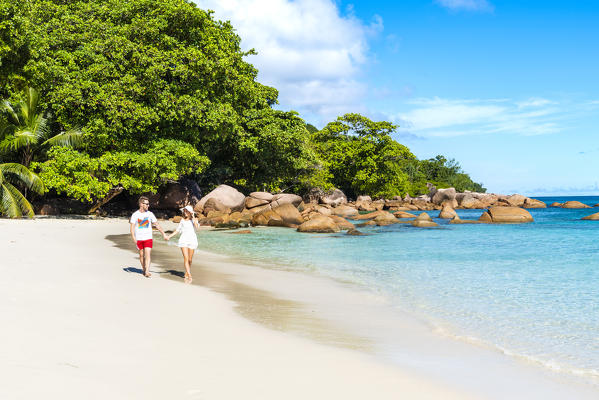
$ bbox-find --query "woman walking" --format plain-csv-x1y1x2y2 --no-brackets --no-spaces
165,205,199,283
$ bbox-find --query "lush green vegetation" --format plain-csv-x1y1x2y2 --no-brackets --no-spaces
312,114,485,198
0,87,82,167
0,0,484,216
311,113,414,199
33,140,209,212
416,155,486,193
0,162,45,217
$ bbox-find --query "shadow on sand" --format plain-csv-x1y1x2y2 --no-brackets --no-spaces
123,265,185,278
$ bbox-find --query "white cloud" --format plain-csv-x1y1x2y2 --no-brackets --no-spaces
435,0,494,12
193,0,379,123
516,97,556,108
394,97,565,137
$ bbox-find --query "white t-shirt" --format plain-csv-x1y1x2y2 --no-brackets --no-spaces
130,210,157,241
176,219,198,247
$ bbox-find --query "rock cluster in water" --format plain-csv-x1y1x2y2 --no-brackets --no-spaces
160,184,555,232
38,181,596,229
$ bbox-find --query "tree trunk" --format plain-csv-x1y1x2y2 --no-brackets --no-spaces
88,185,124,214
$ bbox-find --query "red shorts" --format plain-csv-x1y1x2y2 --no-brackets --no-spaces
136,239,153,250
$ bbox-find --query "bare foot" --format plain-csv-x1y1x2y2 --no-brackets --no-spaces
184,274,192,284
144,271,152,278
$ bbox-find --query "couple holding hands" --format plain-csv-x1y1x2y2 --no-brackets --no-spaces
129,196,199,283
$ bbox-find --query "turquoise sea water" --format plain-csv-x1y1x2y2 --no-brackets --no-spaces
195,196,599,383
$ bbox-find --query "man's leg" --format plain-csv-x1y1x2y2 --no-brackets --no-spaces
143,247,152,277
138,248,145,272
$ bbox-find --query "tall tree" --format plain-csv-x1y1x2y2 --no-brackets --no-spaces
312,113,416,198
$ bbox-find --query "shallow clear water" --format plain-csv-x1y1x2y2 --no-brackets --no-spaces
195,196,599,382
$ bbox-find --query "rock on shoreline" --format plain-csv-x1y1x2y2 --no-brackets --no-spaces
37,184,559,230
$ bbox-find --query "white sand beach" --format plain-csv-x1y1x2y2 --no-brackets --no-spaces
0,218,474,399
2,218,598,400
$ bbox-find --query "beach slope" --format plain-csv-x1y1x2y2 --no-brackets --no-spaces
0,218,472,399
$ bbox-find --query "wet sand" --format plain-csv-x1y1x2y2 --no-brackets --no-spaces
109,232,372,351
112,224,599,400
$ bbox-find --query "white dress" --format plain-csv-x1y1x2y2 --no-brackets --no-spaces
176,219,198,249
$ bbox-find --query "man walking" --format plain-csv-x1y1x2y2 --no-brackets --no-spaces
130,196,166,277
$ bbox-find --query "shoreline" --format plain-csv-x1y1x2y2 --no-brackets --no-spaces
148,223,599,399
1,217,475,399
2,217,598,399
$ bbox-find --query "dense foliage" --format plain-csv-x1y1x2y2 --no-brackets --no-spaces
312,113,415,198
0,0,485,213
33,140,209,204
312,114,484,198
1,0,318,195
417,155,486,193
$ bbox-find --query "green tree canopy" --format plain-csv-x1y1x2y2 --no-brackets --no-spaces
418,155,486,193
33,139,210,212
200,109,328,193
0,0,320,194
3,0,276,154
1,0,485,204
312,113,416,199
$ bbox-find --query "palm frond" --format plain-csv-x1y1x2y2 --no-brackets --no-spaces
0,182,22,217
0,132,35,154
42,127,83,148
32,114,51,141
0,119,12,140
0,163,46,194
22,87,40,127
1,100,21,126
0,181,34,218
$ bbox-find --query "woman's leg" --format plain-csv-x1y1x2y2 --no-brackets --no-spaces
186,248,193,283
188,249,195,265
180,247,189,280
181,247,192,282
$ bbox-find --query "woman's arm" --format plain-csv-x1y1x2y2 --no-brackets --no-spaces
165,230,180,241
165,223,182,241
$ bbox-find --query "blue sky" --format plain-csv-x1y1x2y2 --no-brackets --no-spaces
194,0,599,195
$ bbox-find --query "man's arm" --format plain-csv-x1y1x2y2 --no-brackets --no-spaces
153,220,167,239
130,223,137,243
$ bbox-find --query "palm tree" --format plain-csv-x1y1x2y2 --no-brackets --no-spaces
0,87,82,167
0,162,45,218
